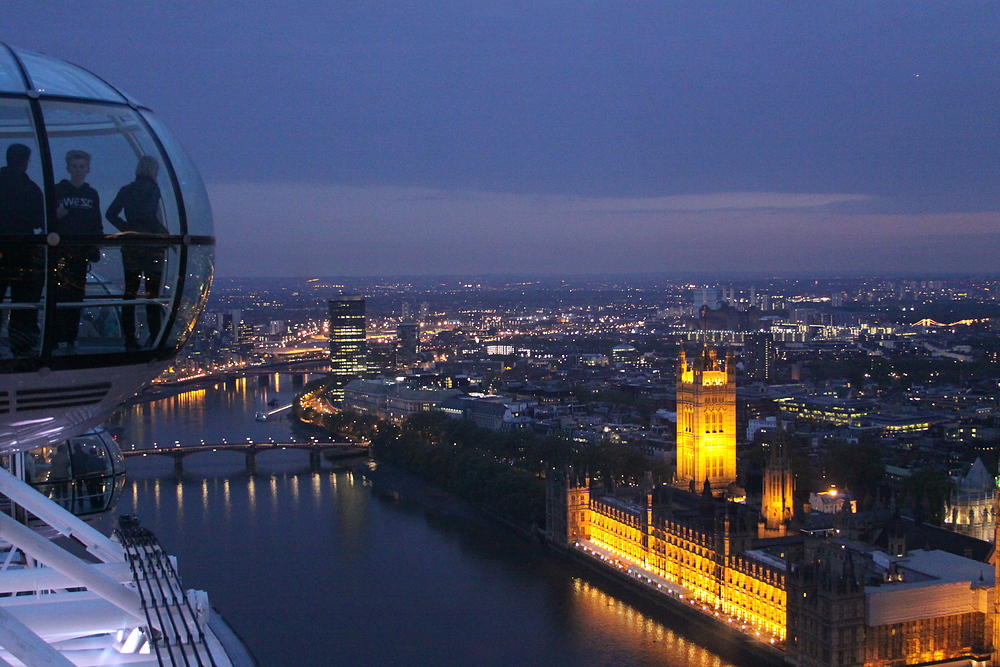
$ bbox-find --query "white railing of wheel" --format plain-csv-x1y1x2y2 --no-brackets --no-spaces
116,515,217,667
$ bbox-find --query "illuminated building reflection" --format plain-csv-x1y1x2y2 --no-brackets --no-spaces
571,578,733,667
248,476,257,513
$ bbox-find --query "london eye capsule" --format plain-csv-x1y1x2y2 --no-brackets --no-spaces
0,43,214,453
0,428,125,531
0,46,252,666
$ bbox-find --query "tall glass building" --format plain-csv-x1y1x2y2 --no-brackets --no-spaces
328,295,366,401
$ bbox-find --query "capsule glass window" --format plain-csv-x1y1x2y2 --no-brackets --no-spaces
40,100,180,235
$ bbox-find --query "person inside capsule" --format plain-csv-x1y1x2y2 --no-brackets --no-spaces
52,149,103,353
0,143,44,358
105,155,167,350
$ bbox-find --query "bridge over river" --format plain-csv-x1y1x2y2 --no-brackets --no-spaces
123,440,370,475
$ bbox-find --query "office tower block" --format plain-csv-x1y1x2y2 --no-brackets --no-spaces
218,309,241,343
396,321,420,368
693,287,719,312
745,332,775,382
329,295,367,401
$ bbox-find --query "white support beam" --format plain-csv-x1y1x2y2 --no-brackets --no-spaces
0,467,124,563
0,512,148,627
0,561,134,595
0,604,75,667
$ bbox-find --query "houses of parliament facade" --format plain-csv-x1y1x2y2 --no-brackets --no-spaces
547,343,999,667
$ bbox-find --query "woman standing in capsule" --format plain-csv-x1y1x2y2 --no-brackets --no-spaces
105,156,167,350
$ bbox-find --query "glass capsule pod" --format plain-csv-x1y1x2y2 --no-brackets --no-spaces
0,44,214,453
0,428,125,525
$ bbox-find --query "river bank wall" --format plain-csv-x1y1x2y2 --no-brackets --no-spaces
549,541,791,667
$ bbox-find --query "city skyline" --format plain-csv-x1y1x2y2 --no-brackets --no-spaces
4,3,999,277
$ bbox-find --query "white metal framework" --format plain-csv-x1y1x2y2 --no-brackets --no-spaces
0,466,242,666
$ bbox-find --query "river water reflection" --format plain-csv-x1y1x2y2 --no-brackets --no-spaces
104,373,747,667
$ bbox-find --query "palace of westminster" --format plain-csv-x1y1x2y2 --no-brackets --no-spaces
547,343,1000,667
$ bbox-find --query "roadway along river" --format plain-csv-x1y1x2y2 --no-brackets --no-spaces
99,372,751,667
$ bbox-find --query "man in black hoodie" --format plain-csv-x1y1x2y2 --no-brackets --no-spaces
0,143,44,357
52,149,102,350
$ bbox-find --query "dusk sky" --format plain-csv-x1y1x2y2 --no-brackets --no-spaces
4,2,1000,277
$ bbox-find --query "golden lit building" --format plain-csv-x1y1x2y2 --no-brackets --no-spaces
944,458,995,543
787,539,995,667
547,472,788,645
760,441,795,538
544,347,1000,667
675,344,737,496
547,472,1000,667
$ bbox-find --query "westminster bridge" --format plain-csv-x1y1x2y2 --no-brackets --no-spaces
122,439,370,475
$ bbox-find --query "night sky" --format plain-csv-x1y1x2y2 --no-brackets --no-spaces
4,2,999,277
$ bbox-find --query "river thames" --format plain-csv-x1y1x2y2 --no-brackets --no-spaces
101,372,750,667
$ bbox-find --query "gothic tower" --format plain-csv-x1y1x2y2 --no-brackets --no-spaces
675,343,737,496
759,438,795,538
993,471,1000,664
545,467,591,547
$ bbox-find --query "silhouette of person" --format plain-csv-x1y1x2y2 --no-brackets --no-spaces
85,445,105,508
0,143,45,357
52,150,102,351
70,442,88,475
50,444,70,481
105,155,168,350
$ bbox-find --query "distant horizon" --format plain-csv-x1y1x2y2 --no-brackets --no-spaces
6,5,998,277
212,271,1000,282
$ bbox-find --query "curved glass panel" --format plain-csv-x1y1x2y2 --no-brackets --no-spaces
0,246,45,359
0,46,26,93
0,100,45,199
0,44,214,454
2,430,125,517
52,238,179,354
0,99,47,359
14,49,126,103
141,111,213,236
165,244,214,349
41,101,183,356
42,100,181,235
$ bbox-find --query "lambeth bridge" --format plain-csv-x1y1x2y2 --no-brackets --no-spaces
122,439,370,475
